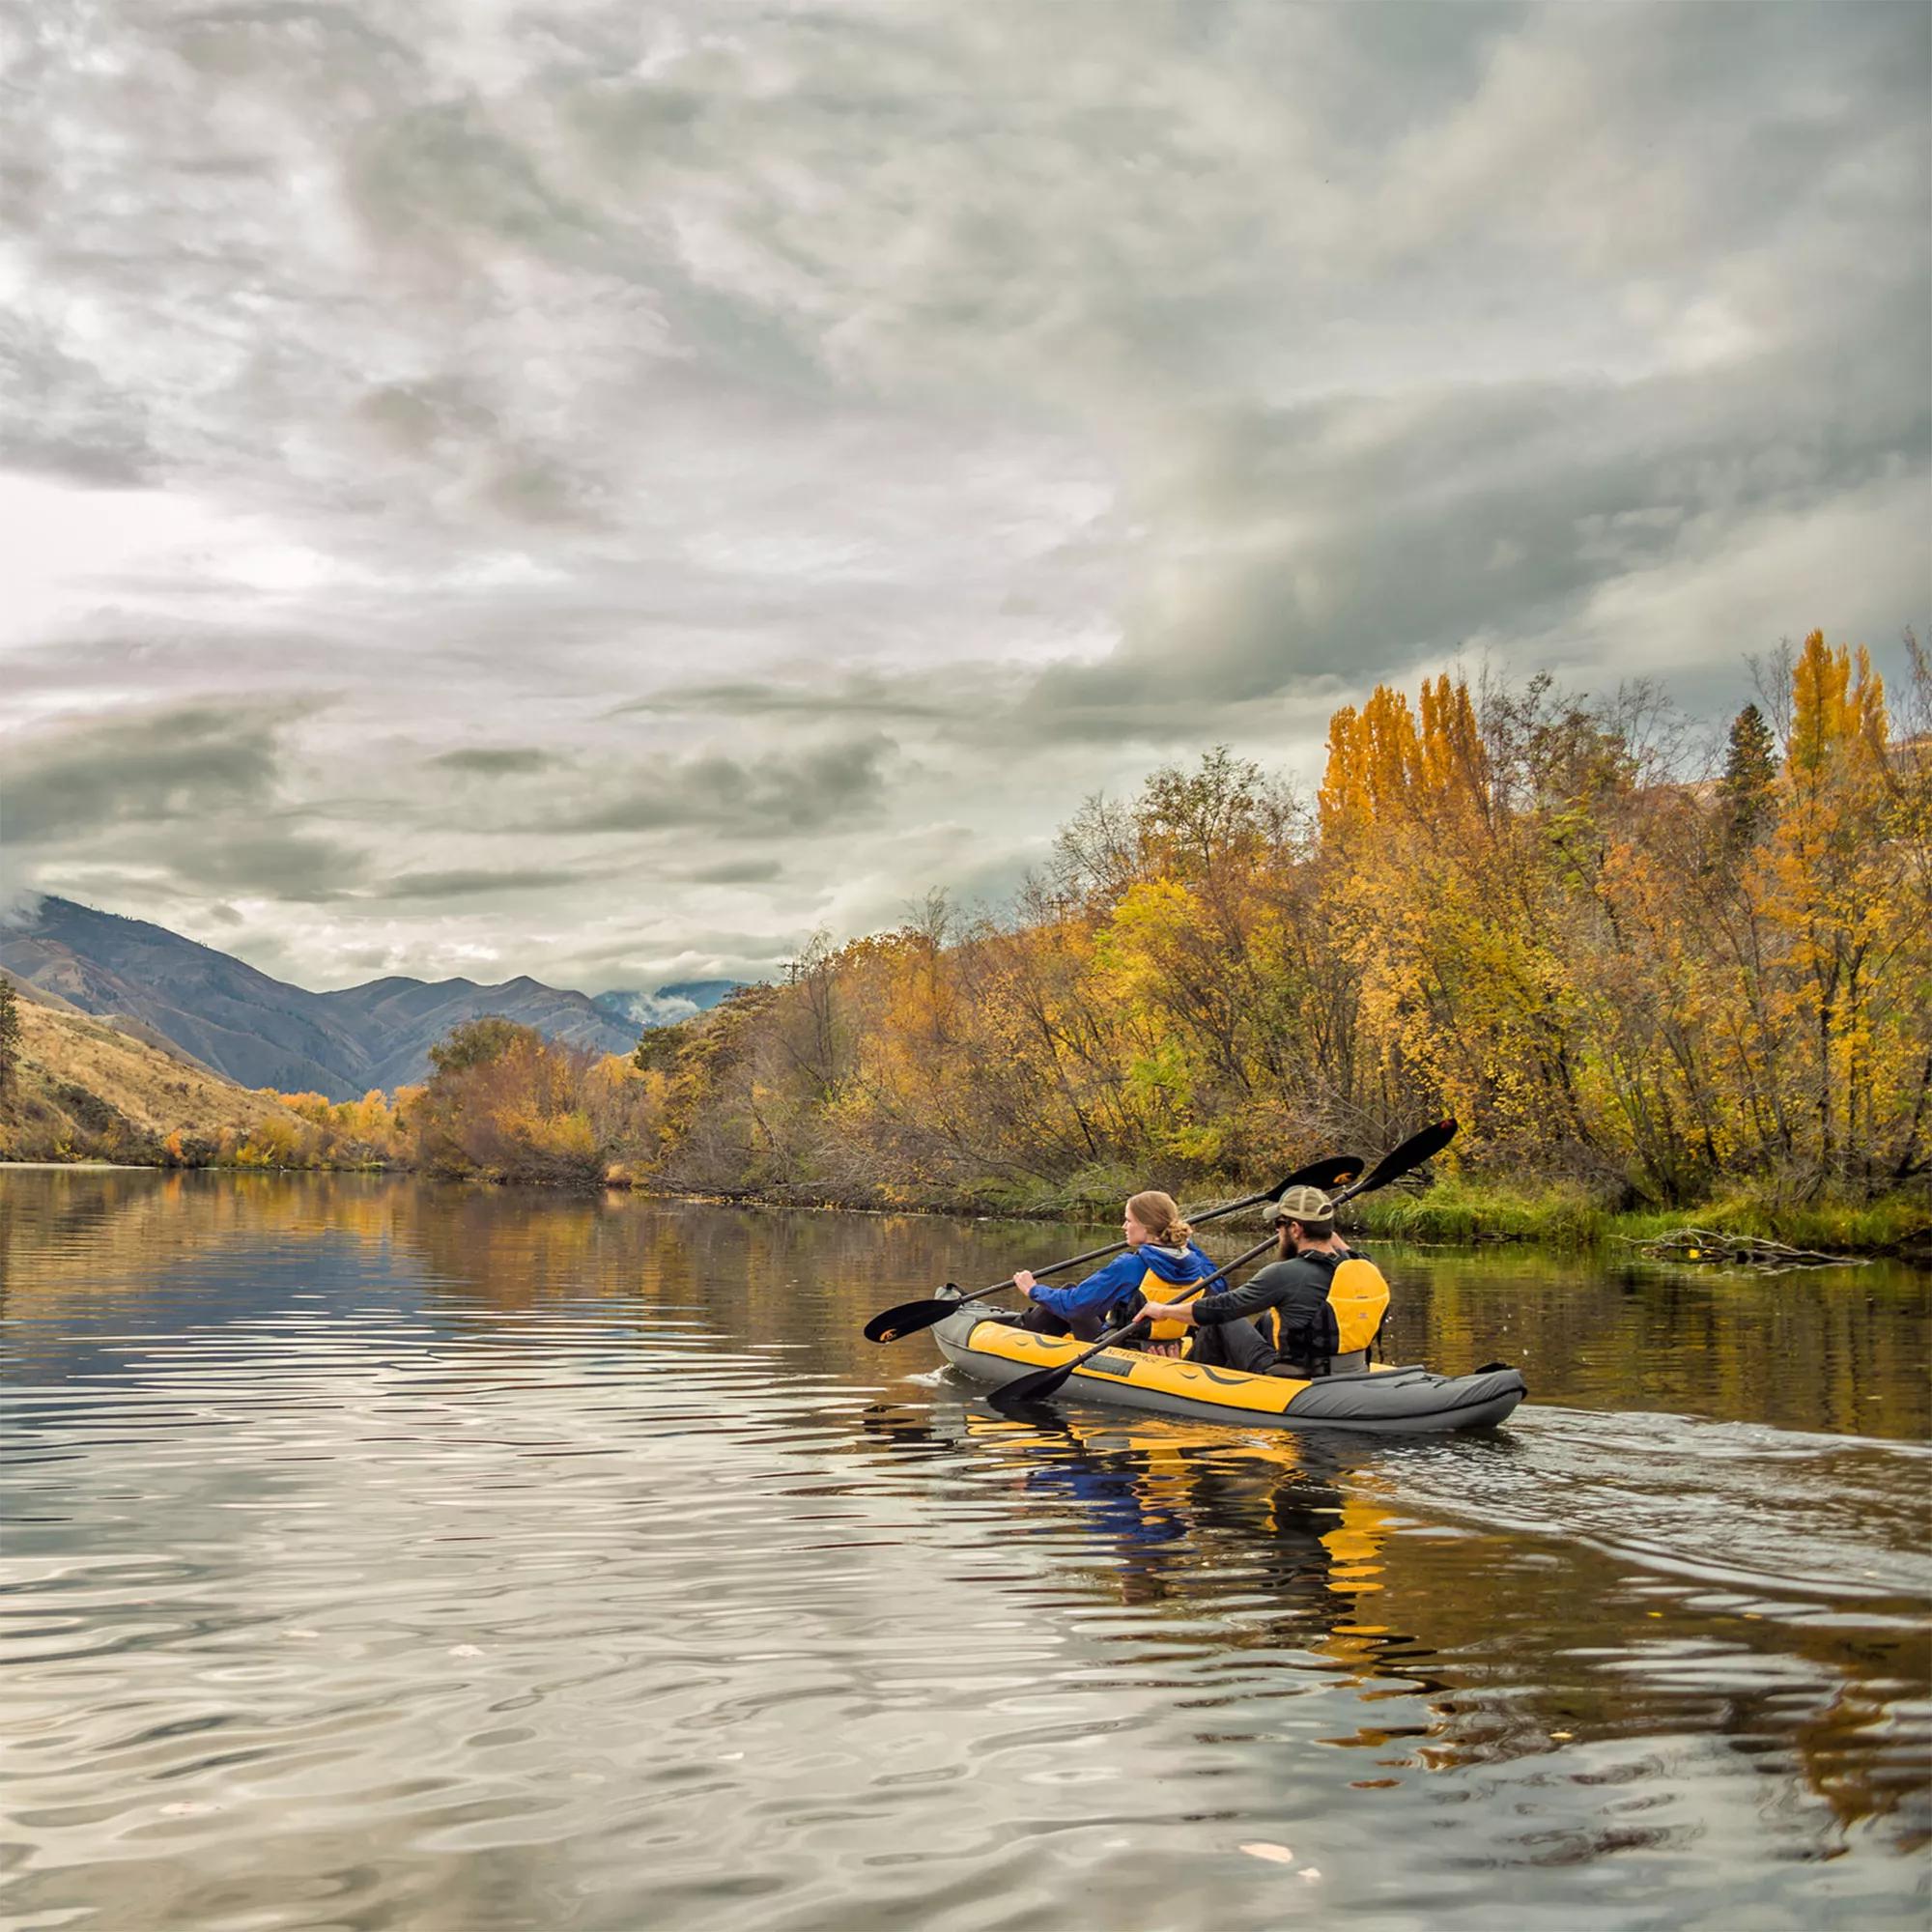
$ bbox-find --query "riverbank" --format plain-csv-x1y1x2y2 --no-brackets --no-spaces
681,1169,1932,1259
635,1168,1931,1260
1347,1177,1932,1259
12,1149,1927,1260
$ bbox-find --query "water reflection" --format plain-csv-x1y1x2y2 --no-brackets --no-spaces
3,1169,1929,1931
924,1406,1443,1750
7,1169,1928,1440
859,1395,1929,1856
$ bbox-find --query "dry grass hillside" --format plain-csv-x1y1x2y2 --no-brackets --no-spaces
1,980,311,1164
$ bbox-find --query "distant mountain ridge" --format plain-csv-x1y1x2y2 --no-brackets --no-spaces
0,897,724,1100
592,981,743,1029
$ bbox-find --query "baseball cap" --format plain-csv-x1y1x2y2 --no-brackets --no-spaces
1264,1184,1334,1227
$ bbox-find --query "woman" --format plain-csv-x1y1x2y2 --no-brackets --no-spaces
1013,1191,1221,1349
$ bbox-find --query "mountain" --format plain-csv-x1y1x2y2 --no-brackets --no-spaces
321,974,646,1088
0,898,645,1099
592,980,745,1029
2,898,379,1096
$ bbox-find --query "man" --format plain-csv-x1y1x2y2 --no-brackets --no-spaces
1156,1184,1372,1376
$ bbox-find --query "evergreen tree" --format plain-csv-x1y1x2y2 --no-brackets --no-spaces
1720,701,1777,845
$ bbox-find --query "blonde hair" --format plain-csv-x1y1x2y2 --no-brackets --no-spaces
1126,1189,1192,1245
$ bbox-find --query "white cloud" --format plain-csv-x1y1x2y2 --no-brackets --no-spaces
1569,469,1931,678
2,0,1925,988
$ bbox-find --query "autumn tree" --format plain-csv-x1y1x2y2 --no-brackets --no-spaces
430,1015,530,1078
1750,633,1910,1185
604,641,1925,1212
414,1018,604,1186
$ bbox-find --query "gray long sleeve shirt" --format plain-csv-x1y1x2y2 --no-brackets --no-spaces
1189,1246,1351,1326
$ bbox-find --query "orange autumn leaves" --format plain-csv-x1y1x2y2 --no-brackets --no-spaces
638,636,1927,1209
251,635,1926,1211
1306,637,1925,1196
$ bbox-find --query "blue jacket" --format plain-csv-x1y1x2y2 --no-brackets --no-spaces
1029,1240,1222,1324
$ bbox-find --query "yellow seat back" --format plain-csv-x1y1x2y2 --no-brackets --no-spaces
1328,1258,1390,1355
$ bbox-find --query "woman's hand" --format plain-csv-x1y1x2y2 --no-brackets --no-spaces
1013,1269,1038,1296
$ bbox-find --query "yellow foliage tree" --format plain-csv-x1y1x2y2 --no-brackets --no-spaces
327,641,1925,1212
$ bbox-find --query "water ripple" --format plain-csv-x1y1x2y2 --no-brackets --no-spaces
2,1171,1927,1931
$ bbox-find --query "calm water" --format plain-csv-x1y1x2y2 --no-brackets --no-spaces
3,1170,1928,1932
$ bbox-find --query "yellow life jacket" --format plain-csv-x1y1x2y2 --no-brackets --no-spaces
1136,1266,1198,1344
1264,1255,1391,1369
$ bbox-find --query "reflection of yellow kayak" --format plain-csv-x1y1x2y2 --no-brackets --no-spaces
935,1311,1525,1433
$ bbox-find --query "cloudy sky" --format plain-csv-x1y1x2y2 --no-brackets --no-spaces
4,1,1927,994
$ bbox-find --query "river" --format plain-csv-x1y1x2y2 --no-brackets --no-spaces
3,1169,1927,1930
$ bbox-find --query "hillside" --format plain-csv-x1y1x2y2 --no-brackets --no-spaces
0,980,319,1164
0,898,643,1097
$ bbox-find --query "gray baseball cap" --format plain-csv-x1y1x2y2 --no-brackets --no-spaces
1264,1184,1334,1227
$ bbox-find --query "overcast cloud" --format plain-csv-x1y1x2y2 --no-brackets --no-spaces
2,1,1926,993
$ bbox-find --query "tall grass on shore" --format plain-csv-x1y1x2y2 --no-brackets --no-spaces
1350,1179,1930,1254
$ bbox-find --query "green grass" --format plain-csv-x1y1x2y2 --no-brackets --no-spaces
890,1167,1931,1257
1353,1178,1608,1246
637,1160,1930,1258
1351,1177,1931,1255
1605,1189,1932,1255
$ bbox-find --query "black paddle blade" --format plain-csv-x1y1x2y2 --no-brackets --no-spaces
863,1296,962,1344
1289,1152,1365,1195
985,1389,1073,1426
1350,1118,1457,1198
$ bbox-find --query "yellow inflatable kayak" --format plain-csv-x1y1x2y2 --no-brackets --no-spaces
933,1309,1525,1433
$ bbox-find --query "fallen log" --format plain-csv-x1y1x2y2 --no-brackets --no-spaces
1614,1227,1865,1267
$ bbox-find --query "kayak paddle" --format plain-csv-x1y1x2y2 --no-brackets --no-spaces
862,1152,1363,1344
987,1120,1457,1408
